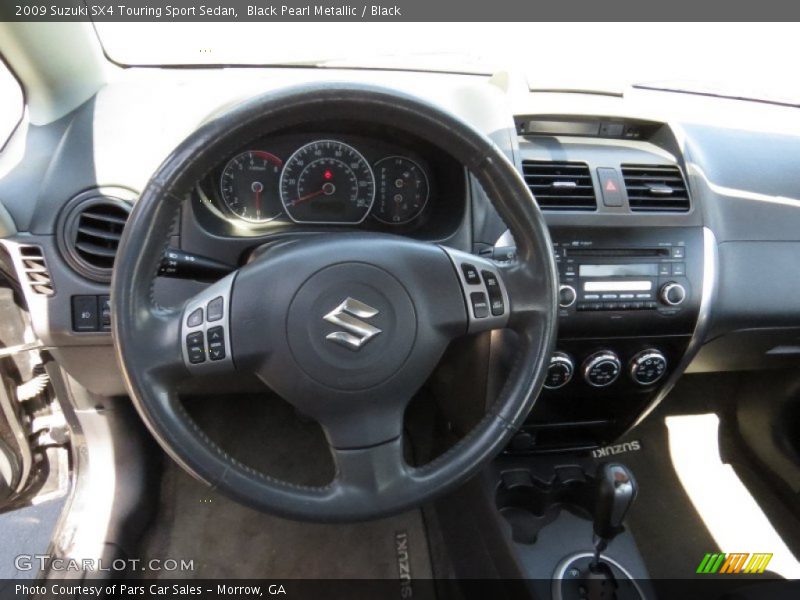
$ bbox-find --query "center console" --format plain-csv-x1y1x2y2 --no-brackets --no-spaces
503,226,707,453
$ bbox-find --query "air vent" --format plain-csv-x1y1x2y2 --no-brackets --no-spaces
621,165,690,212
18,245,54,296
522,161,597,210
58,193,132,282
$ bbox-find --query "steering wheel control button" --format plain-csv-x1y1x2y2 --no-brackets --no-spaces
72,296,99,332
206,296,224,321
187,307,203,327
471,292,490,318
558,284,577,308
186,331,206,364
442,247,510,333
481,270,505,316
207,326,226,361
583,351,621,387
630,349,667,386
461,263,481,285
544,352,574,389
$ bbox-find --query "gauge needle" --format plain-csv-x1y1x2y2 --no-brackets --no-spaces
289,188,325,207
251,181,264,219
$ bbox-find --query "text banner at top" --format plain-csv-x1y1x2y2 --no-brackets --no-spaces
3,0,800,21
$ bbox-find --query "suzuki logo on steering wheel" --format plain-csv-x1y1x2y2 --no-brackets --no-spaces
323,297,382,351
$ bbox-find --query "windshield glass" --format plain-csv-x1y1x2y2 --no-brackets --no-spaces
95,22,800,106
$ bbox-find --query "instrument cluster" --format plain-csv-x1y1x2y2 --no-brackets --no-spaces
199,133,438,230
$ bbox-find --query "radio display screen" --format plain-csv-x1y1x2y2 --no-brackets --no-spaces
579,263,659,277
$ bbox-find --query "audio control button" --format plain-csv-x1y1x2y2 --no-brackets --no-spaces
558,285,577,308
660,282,686,306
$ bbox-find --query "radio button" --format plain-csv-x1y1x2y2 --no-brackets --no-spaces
558,285,577,308
635,293,651,299
658,264,672,276
603,302,620,310
584,294,600,300
619,293,634,299
601,294,618,300
660,282,687,306
672,263,686,276
671,247,686,258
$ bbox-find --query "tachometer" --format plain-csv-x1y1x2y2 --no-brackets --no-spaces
279,140,375,224
220,151,283,223
372,156,429,225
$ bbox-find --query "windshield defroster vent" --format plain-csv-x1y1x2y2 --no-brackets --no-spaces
522,161,597,211
621,165,690,212
57,192,133,283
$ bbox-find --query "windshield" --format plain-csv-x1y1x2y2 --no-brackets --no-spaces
95,22,800,106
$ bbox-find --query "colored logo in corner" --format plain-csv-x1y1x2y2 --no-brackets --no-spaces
696,553,773,574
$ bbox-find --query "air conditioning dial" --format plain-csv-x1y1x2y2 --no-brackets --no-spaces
630,349,668,386
544,352,574,389
660,282,686,306
583,351,621,387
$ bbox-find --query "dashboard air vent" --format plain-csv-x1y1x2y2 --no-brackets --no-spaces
522,161,597,210
58,193,133,283
19,245,54,296
621,165,690,212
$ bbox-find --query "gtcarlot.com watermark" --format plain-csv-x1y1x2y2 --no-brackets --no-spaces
15,554,195,573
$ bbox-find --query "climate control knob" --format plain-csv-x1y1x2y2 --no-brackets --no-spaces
582,351,621,387
660,282,686,306
558,285,577,308
544,352,574,389
630,349,668,386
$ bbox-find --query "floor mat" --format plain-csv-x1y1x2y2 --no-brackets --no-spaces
138,395,435,590
608,413,721,579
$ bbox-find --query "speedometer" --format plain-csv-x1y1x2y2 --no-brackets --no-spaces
279,140,375,224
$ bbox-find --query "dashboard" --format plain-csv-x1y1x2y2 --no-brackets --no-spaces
192,125,466,241
2,67,800,455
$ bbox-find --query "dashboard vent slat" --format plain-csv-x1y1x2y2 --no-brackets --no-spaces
18,245,54,296
622,165,690,212
522,161,597,211
58,194,133,282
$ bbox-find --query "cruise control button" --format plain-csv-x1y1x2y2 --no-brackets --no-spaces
481,270,505,316
187,307,203,328
206,296,224,322
470,292,489,318
461,263,481,285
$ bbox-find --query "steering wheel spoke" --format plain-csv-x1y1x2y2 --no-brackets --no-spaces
329,438,408,503
496,259,556,333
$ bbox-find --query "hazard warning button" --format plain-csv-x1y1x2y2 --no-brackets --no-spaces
597,167,625,207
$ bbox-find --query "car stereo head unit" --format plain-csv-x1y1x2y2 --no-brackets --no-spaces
551,227,704,338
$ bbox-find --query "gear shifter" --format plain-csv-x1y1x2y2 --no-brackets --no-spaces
591,463,638,569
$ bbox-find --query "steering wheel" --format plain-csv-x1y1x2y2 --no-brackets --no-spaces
112,83,557,522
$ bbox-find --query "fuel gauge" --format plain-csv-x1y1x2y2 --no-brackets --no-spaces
372,156,429,225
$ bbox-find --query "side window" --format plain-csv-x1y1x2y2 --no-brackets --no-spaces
0,59,23,150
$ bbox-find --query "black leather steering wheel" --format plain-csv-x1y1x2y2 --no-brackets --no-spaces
112,83,557,522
